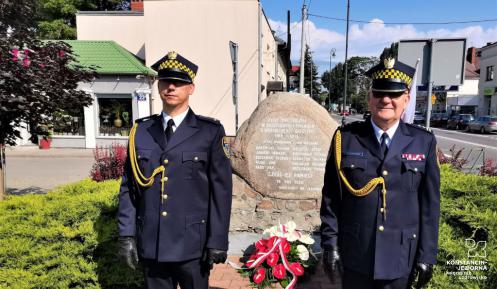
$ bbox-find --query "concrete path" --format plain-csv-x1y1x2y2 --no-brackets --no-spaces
4,145,94,195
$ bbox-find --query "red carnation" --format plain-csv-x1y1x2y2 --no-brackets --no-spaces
253,267,266,284
266,252,279,267
272,264,286,279
289,262,305,276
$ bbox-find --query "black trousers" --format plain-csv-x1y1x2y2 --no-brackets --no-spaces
342,269,409,289
142,258,209,289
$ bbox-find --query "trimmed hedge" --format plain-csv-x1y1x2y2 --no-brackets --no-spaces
0,165,496,288
0,179,142,289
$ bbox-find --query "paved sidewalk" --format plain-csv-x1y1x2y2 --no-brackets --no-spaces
5,145,94,195
210,256,338,289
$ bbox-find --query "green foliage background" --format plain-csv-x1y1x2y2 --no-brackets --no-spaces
0,179,142,289
0,165,495,288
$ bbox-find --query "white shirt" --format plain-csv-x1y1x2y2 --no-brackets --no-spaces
370,119,400,148
162,108,189,132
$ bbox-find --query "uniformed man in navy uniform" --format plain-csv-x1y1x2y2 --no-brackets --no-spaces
320,57,440,289
117,51,233,289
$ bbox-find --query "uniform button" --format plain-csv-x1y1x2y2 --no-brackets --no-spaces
194,156,199,161
382,170,388,176
163,159,169,165
161,211,168,217
162,194,168,200
413,234,417,239
163,177,169,182
414,167,418,172
378,225,384,232
350,164,355,168
201,219,206,224
138,155,141,159
380,208,384,213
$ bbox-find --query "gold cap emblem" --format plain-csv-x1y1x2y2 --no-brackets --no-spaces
383,57,395,69
167,51,177,60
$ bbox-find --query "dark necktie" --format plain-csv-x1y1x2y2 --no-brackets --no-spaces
165,119,175,143
380,132,389,158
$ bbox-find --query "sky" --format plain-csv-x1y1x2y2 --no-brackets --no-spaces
259,0,497,75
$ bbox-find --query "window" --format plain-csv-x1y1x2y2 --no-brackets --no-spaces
486,66,494,81
53,109,85,136
97,94,133,137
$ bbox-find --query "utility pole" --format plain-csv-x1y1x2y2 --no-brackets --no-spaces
342,0,350,126
299,4,306,94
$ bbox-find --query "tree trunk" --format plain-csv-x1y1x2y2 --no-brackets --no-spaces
0,144,5,200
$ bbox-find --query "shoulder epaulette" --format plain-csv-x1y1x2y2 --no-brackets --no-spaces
406,123,433,134
135,114,159,124
340,120,363,131
197,115,221,125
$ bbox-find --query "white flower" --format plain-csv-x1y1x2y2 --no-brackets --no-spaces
284,221,297,233
286,230,302,242
298,234,315,245
296,245,309,261
263,225,284,238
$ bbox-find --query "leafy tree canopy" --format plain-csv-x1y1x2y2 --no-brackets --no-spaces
37,0,130,39
321,56,377,112
0,0,97,145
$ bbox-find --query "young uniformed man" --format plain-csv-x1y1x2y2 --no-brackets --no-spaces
320,57,440,289
117,51,233,289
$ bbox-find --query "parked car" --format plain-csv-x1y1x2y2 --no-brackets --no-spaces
363,110,371,119
340,110,350,116
413,111,425,125
467,116,497,133
430,112,449,127
447,114,475,130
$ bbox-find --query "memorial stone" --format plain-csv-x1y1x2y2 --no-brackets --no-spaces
230,92,339,232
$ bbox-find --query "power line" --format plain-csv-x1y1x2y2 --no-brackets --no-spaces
308,13,497,25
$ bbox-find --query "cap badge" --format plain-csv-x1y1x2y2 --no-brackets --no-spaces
167,51,177,60
383,57,395,69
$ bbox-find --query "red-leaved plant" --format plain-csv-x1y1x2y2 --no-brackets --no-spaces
90,144,127,182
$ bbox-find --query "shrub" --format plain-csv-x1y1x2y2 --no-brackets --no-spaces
0,179,142,289
90,144,127,182
431,165,497,289
480,159,497,177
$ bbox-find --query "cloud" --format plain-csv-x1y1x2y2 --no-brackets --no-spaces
268,18,497,75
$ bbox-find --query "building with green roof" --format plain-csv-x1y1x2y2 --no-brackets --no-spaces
49,40,156,148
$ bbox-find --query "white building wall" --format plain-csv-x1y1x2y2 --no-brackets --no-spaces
478,44,497,116
76,0,287,135
76,12,146,59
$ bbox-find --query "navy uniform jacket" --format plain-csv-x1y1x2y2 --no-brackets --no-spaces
320,120,440,280
118,109,233,262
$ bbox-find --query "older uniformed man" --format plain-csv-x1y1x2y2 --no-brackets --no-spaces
320,57,440,289
117,51,233,289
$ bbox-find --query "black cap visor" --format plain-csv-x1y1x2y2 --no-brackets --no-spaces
156,69,192,83
372,79,408,93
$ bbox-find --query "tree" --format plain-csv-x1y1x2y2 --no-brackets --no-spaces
0,0,97,199
37,0,130,39
296,45,321,100
321,56,377,112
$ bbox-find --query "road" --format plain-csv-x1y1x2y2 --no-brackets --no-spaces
333,114,497,172
4,146,94,195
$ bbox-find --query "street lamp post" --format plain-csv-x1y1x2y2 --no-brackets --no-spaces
329,48,336,112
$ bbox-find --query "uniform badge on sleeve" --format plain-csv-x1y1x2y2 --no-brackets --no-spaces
222,136,233,158
401,153,426,161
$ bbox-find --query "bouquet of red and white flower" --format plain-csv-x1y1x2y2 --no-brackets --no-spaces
238,221,317,289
